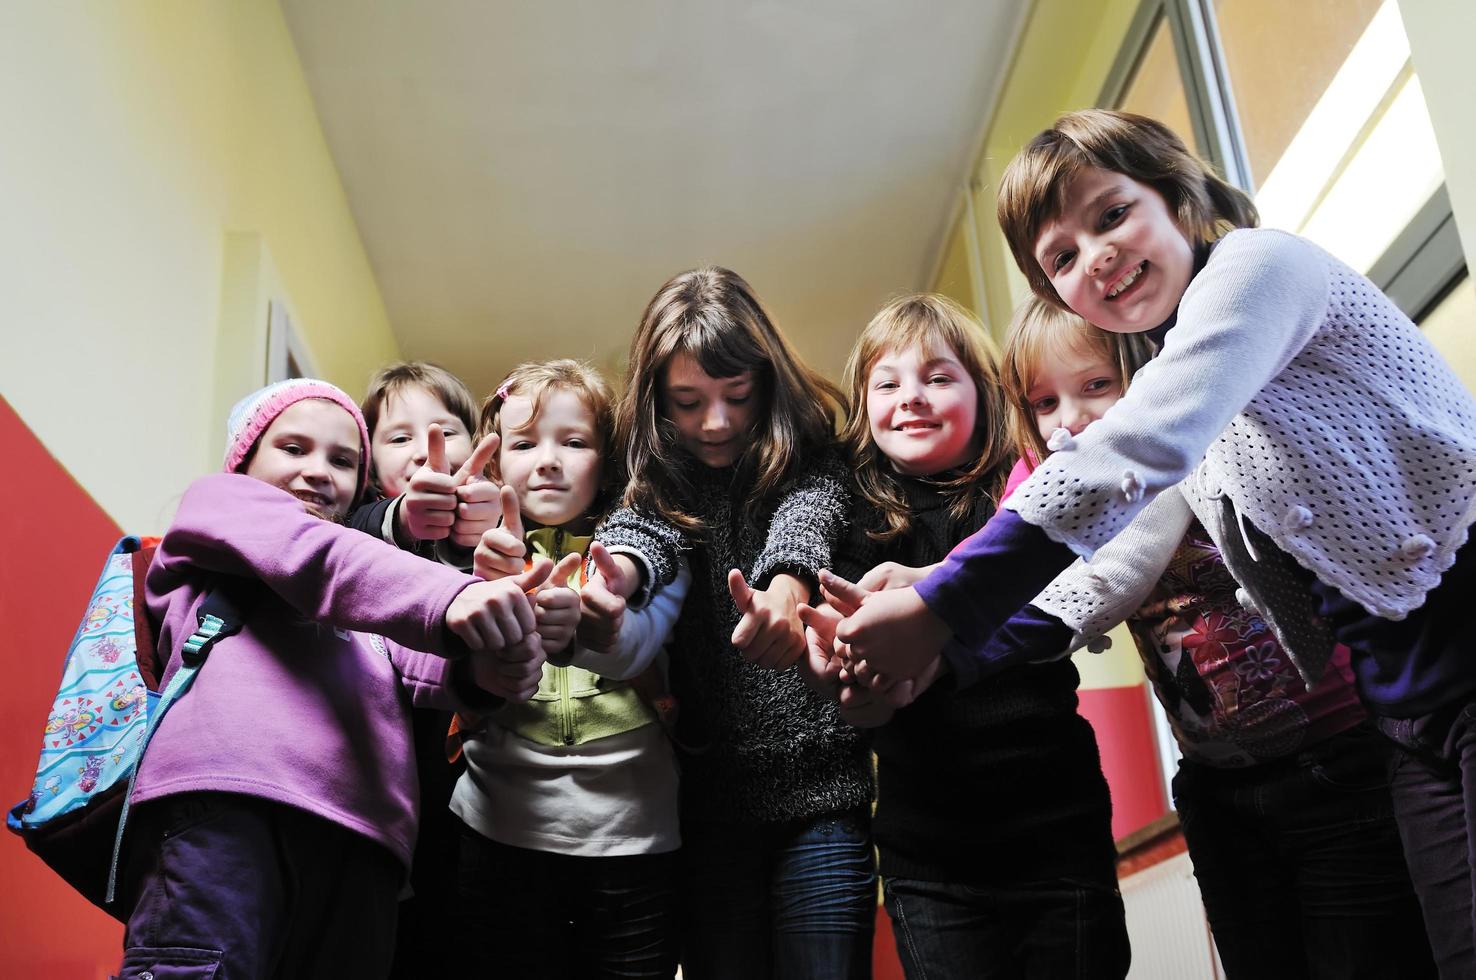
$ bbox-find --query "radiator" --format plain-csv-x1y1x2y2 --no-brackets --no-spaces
1121,850,1223,979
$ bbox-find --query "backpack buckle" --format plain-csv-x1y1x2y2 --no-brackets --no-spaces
181,613,228,666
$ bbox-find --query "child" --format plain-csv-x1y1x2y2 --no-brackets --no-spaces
449,359,689,980
812,294,1128,979
353,361,495,979
834,109,1476,974
1002,298,1433,978
595,267,875,979
118,378,550,979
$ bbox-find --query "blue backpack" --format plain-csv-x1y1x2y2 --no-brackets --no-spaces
6,536,243,919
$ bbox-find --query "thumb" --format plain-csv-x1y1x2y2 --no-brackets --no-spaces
589,541,623,589
454,431,500,485
797,601,840,639
818,568,869,617
500,484,524,540
426,424,448,474
727,568,755,611
513,555,554,593
548,552,582,589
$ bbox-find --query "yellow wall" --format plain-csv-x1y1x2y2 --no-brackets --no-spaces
0,1,397,532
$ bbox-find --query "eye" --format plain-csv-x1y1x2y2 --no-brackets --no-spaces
1031,396,1058,415
282,443,306,456
1051,250,1075,273
332,455,357,470
510,440,535,451
565,438,589,449
389,433,412,445
1084,377,1115,395
726,395,750,406
873,379,898,392
928,374,954,385
1101,204,1128,228
672,400,700,411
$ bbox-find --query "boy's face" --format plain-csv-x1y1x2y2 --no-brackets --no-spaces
1032,167,1194,335
244,399,361,520
371,385,474,497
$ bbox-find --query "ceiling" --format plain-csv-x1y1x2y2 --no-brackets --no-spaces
282,0,1024,396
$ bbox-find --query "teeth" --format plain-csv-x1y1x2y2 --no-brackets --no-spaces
1108,262,1144,298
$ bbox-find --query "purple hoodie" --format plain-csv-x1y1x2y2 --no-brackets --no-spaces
133,473,486,872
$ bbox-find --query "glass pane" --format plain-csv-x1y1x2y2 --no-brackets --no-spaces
1215,0,1446,274
1420,272,1476,396
1118,13,1200,156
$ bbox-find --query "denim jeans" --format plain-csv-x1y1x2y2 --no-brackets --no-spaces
881,873,1128,980
119,792,401,979
679,807,876,980
1378,700,1476,979
452,825,680,980
1173,724,1435,980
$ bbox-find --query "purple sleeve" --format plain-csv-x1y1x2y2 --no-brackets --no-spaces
914,508,1077,674
942,605,1075,689
150,473,474,656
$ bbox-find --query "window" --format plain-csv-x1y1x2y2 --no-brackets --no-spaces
266,299,315,382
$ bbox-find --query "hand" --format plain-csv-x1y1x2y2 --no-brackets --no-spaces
533,553,583,655
730,571,806,670
796,601,846,698
449,433,503,549
577,542,627,654
856,560,936,593
826,569,952,684
446,558,554,650
473,486,528,580
835,681,896,728
403,427,501,543
470,632,546,702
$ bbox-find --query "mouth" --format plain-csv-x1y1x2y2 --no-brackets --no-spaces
529,484,568,493
894,420,939,432
1106,261,1147,300
292,490,332,508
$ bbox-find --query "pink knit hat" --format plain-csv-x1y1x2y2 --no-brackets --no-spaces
223,378,372,504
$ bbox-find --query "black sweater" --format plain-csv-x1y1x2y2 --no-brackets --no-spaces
836,475,1118,885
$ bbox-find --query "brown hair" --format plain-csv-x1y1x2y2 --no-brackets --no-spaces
361,361,478,490
616,266,846,534
479,358,620,518
840,293,1012,541
997,109,1258,306
1000,296,1154,465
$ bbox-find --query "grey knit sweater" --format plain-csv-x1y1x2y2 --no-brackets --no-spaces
596,450,874,825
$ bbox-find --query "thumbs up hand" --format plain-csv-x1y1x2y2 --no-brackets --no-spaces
729,570,807,671
473,486,528,580
532,552,584,655
577,542,628,655
470,631,546,703
402,424,461,541
448,433,502,549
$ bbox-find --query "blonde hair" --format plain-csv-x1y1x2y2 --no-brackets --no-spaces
840,293,1012,541
361,361,478,492
1001,296,1154,465
617,266,846,534
998,109,1258,307
479,358,619,517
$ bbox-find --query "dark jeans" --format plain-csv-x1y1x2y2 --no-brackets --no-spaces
680,807,876,980
118,792,400,979
452,823,680,980
882,873,1128,980
1173,724,1435,980
1378,700,1476,978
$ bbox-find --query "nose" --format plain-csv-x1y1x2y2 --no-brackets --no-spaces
898,379,927,409
702,402,730,435
1061,399,1096,435
411,436,428,467
1084,236,1117,278
301,451,332,484
534,441,562,471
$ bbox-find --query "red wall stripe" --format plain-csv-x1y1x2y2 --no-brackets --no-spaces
1078,683,1170,839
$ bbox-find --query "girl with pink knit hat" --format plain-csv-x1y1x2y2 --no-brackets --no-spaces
115,378,552,979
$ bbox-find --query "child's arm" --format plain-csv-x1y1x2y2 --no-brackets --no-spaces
151,473,507,655
594,506,687,606
559,557,692,681
842,231,1330,678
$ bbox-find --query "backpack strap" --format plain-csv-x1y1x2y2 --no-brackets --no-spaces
104,589,246,905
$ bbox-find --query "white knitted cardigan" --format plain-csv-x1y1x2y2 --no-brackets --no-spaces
1007,228,1476,623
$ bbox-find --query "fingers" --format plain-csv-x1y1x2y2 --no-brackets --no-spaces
797,602,841,647
515,555,555,595
426,423,448,474
499,485,524,541
727,569,754,611
547,552,582,590
588,541,624,591
454,431,500,485
818,569,868,617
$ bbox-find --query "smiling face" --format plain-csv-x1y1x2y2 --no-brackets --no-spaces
370,384,474,496
1025,339,1125,442
243,398,362,520
496,388,603,528
866,344,979,477
1034,166,1195,335
661,351,758,469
